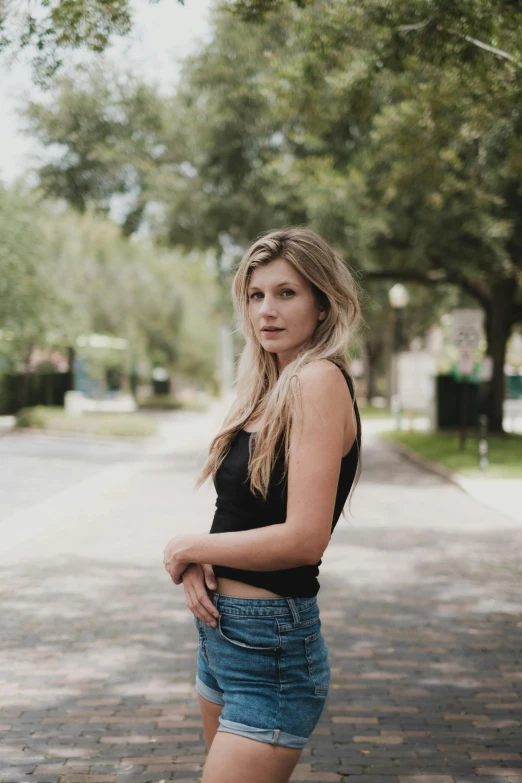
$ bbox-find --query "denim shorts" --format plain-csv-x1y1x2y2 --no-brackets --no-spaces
193,590,330,749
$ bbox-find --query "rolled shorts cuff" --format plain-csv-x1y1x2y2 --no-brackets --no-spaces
195,675,225,706
217,717,308,749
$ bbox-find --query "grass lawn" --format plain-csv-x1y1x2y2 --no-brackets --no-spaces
384,430,522,478
359,406,393,418
16,406,158,438
359,406,423,419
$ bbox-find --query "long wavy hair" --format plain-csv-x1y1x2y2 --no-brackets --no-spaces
194,226,362,513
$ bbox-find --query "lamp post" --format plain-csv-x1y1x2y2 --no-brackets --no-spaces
388,283,409,430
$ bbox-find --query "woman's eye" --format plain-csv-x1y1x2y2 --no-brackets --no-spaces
248,290,294,300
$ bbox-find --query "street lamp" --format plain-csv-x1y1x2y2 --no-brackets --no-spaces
389,283,409,311
388,283,409,429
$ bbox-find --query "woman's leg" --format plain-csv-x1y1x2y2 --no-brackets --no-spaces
198,693,223,752
201,731,303,783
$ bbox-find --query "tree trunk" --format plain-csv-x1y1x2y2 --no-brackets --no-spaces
382,320,393,405
485,280,515,434
19,342,34,411
365,338,381,402
67,345,76,391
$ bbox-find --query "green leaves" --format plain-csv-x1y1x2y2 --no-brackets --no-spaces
0,1,193,86
0,187,57,360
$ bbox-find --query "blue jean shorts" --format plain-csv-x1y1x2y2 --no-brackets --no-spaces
193,591,330,749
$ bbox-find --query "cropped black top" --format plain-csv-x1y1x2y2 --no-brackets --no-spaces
209,363,361,597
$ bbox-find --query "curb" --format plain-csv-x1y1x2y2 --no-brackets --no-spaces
2,426,157,444
384,437,467,492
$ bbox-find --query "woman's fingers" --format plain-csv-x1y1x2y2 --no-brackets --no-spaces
182,566,220,626
194,588,219,626
186,586,217,627
201,563,217,591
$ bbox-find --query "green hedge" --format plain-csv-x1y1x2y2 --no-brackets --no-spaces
138,394,183,410
137,394,210,412
15,406,157,438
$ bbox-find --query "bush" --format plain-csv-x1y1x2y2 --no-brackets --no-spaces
15,405,61,428
15,405,157,438
138,394,212,412
138,394,183,410
180,398,211,412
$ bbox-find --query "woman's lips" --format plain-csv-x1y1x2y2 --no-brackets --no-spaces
261,328,284,337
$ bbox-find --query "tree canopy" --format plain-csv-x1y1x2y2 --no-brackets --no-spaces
15,0,522,428
0,185,220,389
0,0,187,85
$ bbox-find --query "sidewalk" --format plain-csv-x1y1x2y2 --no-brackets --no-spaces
1,409,521,783
456,476,522,524
365,417,522,527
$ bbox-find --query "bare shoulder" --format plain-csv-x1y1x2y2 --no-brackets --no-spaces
293,359,349,425
295,359,348,399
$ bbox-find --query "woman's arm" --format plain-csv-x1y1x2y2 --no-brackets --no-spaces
164,360,354,583
166,524,311,582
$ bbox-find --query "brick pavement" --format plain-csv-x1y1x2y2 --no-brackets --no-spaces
0,409,521,783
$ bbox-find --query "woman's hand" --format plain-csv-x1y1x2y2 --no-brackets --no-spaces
181,563,220,627
163,535,193,584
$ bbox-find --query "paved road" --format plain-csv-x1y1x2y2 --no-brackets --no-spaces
0,404,521,783
0,430,144,523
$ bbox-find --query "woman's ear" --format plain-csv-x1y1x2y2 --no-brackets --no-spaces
317,299,328,321
312,285,329,321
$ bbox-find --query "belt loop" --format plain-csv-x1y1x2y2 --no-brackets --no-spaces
286,598,301,627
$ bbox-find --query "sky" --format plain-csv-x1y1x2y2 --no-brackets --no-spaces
0,0,213,184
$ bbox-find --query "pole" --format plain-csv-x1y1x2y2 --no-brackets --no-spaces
459,378,469,451
385,310,394,406
395,308,403,430
478,414,489,470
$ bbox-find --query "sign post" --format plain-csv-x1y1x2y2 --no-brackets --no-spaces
478,414,489,470
451,310,483,450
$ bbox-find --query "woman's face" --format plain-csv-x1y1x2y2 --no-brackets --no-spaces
247,257,326,371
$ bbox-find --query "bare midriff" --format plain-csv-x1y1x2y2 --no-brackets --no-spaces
215,576,282,598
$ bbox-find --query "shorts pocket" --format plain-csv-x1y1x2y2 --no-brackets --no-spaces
304,629,330,696
194,615,211,666
217,614,281,651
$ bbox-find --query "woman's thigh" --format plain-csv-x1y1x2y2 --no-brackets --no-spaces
198,693,222,751
201,731,302,783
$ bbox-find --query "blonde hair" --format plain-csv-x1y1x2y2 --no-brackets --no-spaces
194,226,362,514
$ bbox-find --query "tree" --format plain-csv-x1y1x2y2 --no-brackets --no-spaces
0,186,64,361
22,63,170,236
0,187,219,399
0,0,184,86
258,0,522,432
171,0,522,431
21,1,522,428
37,202,220,389
0,185,76,407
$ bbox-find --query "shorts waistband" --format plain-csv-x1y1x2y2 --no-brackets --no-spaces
208,590,317,619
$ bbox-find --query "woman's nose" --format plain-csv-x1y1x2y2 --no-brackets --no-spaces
259,296,277,315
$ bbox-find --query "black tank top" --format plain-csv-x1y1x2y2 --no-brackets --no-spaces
209,362,361,597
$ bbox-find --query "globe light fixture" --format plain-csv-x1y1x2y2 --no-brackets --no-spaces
388,283,409,310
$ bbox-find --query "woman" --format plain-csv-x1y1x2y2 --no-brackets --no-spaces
163,227,362,783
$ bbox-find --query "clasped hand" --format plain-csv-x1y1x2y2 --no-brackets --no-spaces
163,535,193,584
163,535,220,627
